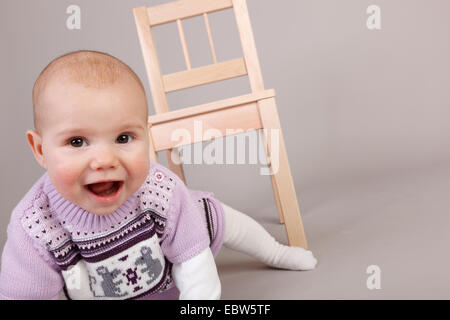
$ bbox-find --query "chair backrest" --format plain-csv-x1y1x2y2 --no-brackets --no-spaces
134,1,309,249
133,0,266,114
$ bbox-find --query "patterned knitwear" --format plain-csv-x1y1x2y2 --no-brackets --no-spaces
0,161,225,300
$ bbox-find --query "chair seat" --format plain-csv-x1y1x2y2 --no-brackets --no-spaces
148,89,275,125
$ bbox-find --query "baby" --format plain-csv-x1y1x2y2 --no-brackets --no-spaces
0,50,317,300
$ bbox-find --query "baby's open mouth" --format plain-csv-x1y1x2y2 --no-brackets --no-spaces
86,181,123,197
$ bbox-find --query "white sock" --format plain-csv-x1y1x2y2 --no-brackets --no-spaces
220,201,317,271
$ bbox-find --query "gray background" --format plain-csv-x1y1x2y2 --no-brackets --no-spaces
1,0,449,299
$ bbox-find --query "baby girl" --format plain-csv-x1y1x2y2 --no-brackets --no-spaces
0,50,317,300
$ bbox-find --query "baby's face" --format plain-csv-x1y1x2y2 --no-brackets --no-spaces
36,76,150,215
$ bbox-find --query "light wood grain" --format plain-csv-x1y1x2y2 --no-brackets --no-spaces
148,90,275,125
134,7,169,113
258,97,308,249
150,102,262,151
163,58,247,93
177,19,192,70
204,13,218,64
148,0,233,26
232,0,265,92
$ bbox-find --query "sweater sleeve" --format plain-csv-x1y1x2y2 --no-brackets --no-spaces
161,176,211,265
0,212,64,300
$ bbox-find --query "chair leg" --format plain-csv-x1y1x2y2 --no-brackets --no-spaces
260,130,285,224
258,97,308,249
149,126,186,183
165,149,187,183
271,175,285,223
148,126,159,163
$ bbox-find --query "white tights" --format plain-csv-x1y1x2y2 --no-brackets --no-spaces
220,202,317,271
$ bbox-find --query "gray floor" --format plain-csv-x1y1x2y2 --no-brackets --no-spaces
216,160,450,299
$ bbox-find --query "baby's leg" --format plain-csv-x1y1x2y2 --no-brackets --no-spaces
220,202,318,271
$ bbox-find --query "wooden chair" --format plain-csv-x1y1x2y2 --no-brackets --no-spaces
133,0,308,249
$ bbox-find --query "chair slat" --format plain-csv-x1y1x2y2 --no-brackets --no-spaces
163,58,247,92
204,13,218,64
148,89,275,125
176,19,192,70
148,0,233,26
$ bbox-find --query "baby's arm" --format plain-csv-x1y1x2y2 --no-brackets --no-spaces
0,214,64,300
157,167,222,300
172,247,221,300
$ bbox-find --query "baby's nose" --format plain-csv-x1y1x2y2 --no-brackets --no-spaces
90,147,119,170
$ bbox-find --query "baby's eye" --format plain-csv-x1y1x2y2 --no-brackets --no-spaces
69,137,87,148
117,134,133,144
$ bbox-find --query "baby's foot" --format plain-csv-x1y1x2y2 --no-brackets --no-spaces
270,246,318,271
289,247,318,270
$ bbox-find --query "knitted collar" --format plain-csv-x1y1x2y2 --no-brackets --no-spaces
42,172,144,234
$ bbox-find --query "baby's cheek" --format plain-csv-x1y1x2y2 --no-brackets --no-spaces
130,150,150,181
52,164,81,190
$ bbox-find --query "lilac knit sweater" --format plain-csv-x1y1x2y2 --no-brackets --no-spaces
0,161,224,300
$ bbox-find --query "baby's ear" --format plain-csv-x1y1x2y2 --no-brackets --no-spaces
26,130,47,169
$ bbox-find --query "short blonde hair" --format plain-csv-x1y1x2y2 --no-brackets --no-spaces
32,50,146,132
